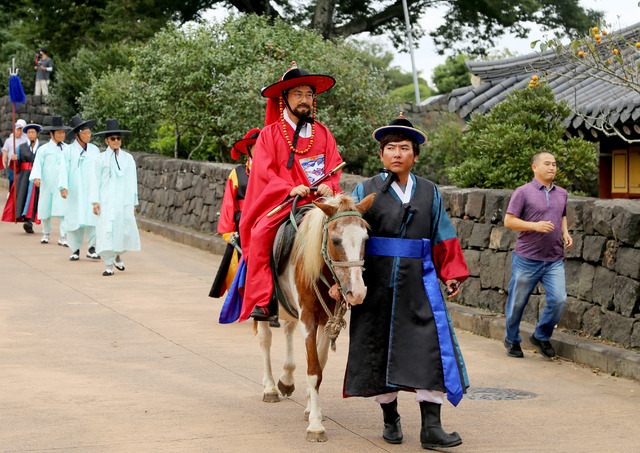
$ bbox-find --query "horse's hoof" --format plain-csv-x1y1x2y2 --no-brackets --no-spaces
278,380,295,397
262,393,280,403
306,431,328,442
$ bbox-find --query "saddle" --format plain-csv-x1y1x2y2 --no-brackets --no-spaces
270,203,314,318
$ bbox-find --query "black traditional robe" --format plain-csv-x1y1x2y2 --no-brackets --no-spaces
344,173,469,402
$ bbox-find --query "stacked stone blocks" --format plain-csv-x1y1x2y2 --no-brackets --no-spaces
131,151,640,348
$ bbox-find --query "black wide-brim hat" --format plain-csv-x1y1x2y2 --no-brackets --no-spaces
373,116,427,145
42,116,72,132
23,123,42,133
94,118,132,137
231,128,261,160
261,64,335,99
66,114,97,140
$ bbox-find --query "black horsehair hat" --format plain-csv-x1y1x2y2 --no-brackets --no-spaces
66,114,97,140
261,63,335,99
94,118,132,137
373,115,427,145
42,116,72,132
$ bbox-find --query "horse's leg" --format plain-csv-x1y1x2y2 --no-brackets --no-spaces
300,307,327,442
304,325,331,420
256,320,279,402
277,319,297,397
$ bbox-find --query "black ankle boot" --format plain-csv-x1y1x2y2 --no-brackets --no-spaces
380,399,403,444
419,401,462,449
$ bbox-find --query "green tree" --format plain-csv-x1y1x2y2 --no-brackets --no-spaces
0,5,34,97
47,44,135,120
225,0,602,56
432,54,472,94
413,115,464,184
10,0,215,60
79,15,396,173
5,0,602,59
448,83,597,194
388,83,434,104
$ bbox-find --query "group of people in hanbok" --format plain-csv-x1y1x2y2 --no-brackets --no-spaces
2,115,140,276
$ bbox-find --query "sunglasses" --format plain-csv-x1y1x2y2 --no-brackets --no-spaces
108,136,122,141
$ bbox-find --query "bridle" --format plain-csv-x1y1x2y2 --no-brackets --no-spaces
319,210,365,297
290,197,367,350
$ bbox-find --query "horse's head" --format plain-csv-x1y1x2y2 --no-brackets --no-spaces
313,193,375,305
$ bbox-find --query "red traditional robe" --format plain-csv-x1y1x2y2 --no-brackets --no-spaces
238,120,343,321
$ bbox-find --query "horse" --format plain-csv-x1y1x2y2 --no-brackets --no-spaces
256,193,375,441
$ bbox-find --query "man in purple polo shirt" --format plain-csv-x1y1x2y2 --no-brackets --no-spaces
503,151,573,359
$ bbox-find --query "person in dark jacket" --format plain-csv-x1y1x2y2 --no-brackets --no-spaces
345,116,469,450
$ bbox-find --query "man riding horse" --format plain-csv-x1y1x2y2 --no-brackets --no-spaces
238,63,343,322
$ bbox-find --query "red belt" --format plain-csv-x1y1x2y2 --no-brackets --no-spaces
20,163,33,171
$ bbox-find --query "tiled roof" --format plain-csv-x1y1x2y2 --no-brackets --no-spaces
429,23,640,139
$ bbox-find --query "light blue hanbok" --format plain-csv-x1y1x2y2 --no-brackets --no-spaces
90,147,141,257
29,140,66,220
59,140,100,231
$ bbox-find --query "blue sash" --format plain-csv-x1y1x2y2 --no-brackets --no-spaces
365,236,465,406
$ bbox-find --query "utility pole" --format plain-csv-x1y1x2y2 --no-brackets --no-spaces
401,0,421,106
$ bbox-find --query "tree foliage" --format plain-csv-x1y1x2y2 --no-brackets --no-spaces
431,0,603,57
431,54,471,94
2,0,603,64
448,84,597,194
388,83,434,104
226,0,602,56
79,15,396,173
10,0,215,60
47,44,135,120
413,115,464,184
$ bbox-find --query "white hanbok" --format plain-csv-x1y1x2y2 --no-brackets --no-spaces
30,140,66,220
59,140,101,252
90,146,140,257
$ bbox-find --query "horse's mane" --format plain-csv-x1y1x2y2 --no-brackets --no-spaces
291,195,358,286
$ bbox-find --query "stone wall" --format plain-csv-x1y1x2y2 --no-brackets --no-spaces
0,95,51,140
133,152,640,348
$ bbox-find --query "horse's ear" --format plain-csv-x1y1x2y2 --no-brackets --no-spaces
355,193,376,214
313,200,338,218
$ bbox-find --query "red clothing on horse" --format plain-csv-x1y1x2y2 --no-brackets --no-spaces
238,120,343,321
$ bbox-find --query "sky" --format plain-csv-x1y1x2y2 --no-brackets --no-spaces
203,1,640,90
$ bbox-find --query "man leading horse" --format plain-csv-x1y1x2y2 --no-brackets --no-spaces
345,116,470,450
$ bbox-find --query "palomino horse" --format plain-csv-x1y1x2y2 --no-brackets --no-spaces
256,193,375,441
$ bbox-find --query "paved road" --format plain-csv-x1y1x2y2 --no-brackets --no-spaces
1,219,638,452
